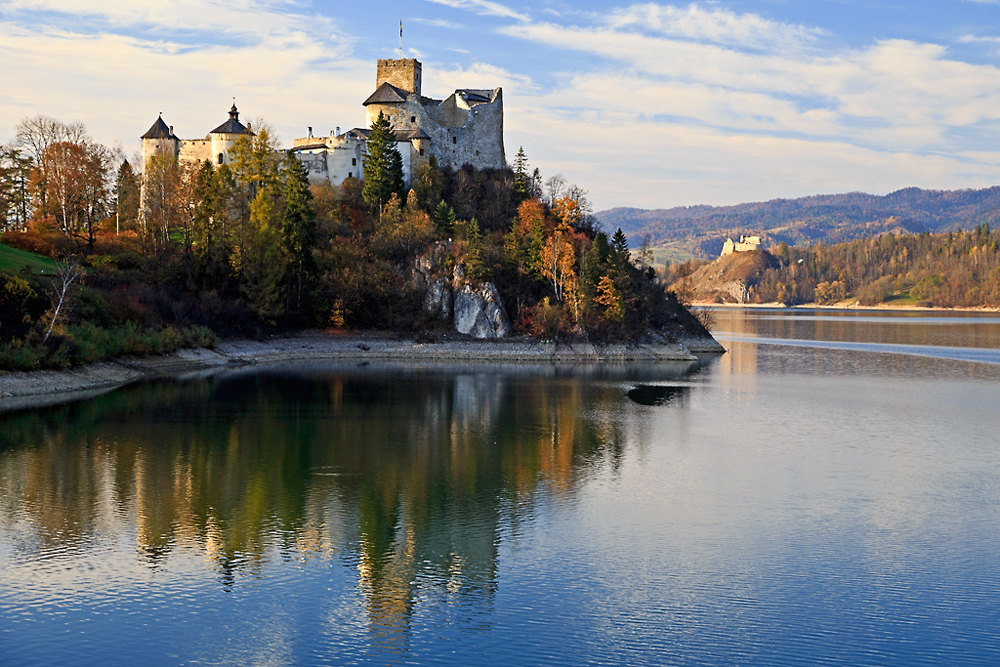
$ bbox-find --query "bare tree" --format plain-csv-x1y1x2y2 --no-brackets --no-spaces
42,258,83,344
544,173,566,208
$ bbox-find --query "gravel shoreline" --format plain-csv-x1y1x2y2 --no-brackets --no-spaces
0,330,723,410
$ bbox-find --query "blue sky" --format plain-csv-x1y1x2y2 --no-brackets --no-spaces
2,1,1000,211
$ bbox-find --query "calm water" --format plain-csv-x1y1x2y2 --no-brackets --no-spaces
2,309,1000,666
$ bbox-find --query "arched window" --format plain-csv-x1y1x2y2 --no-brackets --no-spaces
218,153,225,165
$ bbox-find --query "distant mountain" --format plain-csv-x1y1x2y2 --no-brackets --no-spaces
596,186,1000,259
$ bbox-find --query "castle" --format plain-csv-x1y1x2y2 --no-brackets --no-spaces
141,58,505,186
720,235,762,256
140,104,251,172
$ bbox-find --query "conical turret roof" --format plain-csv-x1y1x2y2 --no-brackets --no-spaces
141,115,175,139
210,103,250,135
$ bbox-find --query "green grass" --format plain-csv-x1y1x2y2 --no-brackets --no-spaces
0,243,59,275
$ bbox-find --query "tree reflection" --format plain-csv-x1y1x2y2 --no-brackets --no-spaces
0,361,697,638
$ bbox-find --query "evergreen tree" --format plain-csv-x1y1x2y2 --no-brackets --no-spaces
113,159,140,236
513,146,530,195
280,151,317,315
433,199,456,237
362,112,404,213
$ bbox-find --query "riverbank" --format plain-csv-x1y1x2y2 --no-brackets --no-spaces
0,330,723,409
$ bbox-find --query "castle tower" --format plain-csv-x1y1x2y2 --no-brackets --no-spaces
377,58,422,96
208,103,251,166
140,115,179,170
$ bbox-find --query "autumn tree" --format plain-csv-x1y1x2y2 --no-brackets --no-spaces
113,159,140,236
411,157,443,212
15,115,87,218
242,189,286,322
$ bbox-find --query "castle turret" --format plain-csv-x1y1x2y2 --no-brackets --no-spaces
140,115,179,170
208,103,251,166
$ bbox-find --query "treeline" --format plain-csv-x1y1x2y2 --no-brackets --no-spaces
1,113,683,370
672,226,1000,307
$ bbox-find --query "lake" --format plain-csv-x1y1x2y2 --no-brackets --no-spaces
2,308,1000,666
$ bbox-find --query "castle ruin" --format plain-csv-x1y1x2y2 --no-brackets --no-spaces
720,235,762,256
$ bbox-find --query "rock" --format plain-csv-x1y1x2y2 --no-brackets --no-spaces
423,278,453,320
454,283,511,339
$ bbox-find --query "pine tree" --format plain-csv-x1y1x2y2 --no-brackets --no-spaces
433,199,456,237
362,111,404,213
513,146,530,195
280,151,316,315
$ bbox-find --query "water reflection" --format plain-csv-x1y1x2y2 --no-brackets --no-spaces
0,361,699,648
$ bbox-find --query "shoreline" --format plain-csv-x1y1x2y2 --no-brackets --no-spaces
0,330,723,410
689,302,1000,313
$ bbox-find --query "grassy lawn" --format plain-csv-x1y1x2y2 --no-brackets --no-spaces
0,243,60,275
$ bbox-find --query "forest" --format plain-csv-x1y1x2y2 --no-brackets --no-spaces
0,113,684,371
669,226,1000,308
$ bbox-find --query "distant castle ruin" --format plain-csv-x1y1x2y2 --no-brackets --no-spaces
721,235,762,256
141,58,505,187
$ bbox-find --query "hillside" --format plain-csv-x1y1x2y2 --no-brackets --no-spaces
671,250,780,304
598,186,1000,259
672,225,1000,308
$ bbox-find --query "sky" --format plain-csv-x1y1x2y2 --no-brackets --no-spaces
2,0,1000,211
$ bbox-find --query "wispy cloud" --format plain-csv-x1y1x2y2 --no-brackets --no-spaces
409,17,468,29
606,3,825,52
425,0,529,22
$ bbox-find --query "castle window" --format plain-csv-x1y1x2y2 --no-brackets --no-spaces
348,172,352,178
352,158,357,166
419,148,425,156
218,153,225,165
410,116,416,123
452,137,457,144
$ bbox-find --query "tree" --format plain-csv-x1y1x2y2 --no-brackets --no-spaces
15,115,87,219
114,159,140,236
0,145,32,231
362,111,404,213
242,189,286,322
42,258,83,344
280,151,317,314
513,146,530,196
411,156,443,212
433,199,455,237
228,124,280,197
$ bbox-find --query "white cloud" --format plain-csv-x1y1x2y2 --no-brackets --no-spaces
606,3,824,52
490,4,1000,208
425,0,529,22
0,4,370,150
408,17,468,29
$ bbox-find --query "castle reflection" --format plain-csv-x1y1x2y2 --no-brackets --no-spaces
0,360,701,638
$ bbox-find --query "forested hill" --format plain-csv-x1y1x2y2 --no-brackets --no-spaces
596,186,1000,259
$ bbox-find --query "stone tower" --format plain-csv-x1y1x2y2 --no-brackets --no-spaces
376,59,422,96
140,115,179,170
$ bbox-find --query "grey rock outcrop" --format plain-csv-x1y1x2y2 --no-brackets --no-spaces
423,278,453,320
454,283,510,339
